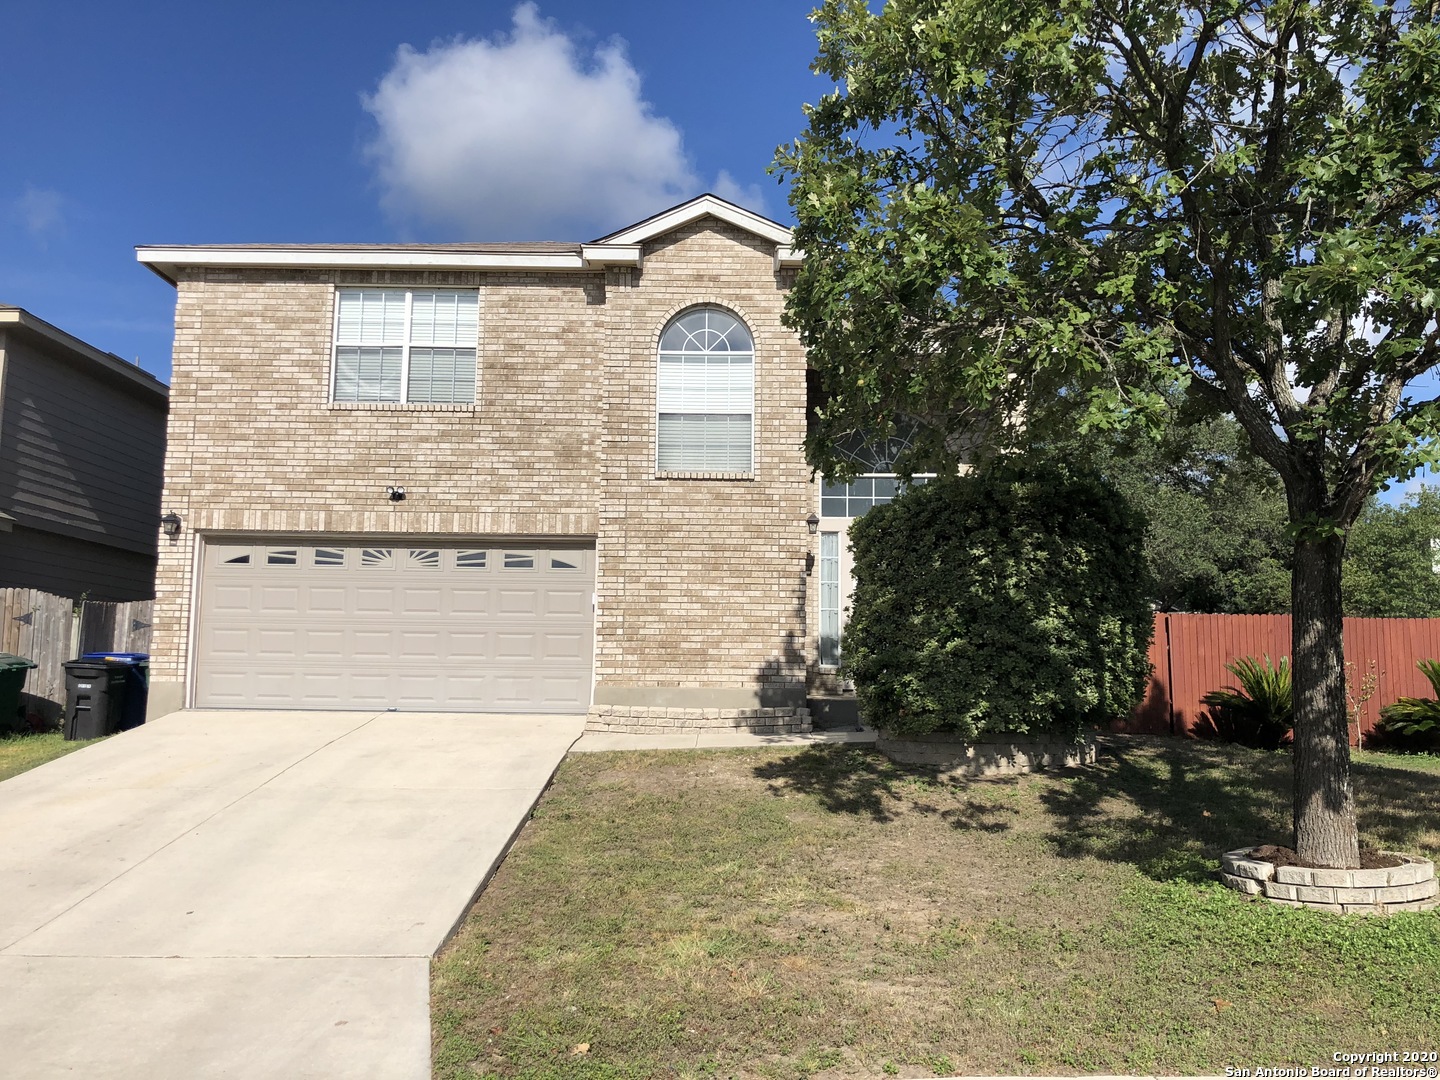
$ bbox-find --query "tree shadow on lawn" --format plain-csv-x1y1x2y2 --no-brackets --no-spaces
750,744,1021,833
751,738,1440,883
1039,736,1440,882
1037,737,1290,882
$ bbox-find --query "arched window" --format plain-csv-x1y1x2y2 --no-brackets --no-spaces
656,306,754,474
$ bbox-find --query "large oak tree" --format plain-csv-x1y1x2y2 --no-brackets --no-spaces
776,0,1440,866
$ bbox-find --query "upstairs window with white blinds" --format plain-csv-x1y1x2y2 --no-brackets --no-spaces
332,289,478,404
656,306,754,473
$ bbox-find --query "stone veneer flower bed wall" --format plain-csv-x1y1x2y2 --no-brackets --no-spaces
876,732,1097,778
1220,848,1438,914
585,705,812,735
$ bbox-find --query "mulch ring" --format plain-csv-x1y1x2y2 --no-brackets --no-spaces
1250,844,1402,870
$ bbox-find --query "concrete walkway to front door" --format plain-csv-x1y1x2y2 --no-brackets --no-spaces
0,709,583,1079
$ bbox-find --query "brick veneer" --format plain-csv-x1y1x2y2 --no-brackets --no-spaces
150,218,815,731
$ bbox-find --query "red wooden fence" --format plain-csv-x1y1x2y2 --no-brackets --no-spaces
1122,613,1440,745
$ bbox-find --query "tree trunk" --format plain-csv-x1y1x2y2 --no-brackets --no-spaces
1290,534,1360,868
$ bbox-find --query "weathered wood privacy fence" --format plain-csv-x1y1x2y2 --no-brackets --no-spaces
1,588,154,726
1124,612,1440,744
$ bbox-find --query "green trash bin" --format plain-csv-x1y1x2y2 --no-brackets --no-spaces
0,653,39,732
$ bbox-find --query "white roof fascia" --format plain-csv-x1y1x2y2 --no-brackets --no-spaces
580,244,642,267
600,195,794,248
135,247,589,279
774,245,804,271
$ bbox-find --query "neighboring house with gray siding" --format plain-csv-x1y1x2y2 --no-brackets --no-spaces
138,195,891,730
0,306,169,602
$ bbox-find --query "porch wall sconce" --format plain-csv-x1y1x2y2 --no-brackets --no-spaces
160,512,182,537
806,512,820,535
386,486,406,502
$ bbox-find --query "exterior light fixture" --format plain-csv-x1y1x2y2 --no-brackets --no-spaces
160,512,182,537
386,485,406,502
806,512,820,535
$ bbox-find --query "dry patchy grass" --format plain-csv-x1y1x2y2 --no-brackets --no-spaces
432,737,1440,1079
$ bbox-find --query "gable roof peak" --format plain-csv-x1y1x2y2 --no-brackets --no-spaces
591,193,793,247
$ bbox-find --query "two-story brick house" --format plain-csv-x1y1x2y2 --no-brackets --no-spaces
138,195,830,733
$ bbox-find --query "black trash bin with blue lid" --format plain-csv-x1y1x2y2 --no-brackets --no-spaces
63,659,126,740
79,652,150,731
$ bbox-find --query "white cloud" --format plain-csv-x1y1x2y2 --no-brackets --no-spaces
364,3,707,240
13,186,64,241
712,170,770,218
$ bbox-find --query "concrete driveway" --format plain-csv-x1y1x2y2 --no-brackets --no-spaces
0,708,584,1079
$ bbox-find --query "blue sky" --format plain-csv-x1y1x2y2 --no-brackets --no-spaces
1,1,822,382
3,0,1434,501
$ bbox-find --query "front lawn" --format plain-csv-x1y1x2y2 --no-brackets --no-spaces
0,731,102,783
432,737,1440,1078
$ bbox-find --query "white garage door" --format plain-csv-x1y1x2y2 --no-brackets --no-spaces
196,540,594,712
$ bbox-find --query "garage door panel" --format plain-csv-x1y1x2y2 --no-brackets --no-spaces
295,672,346,706
256,629,300,658
306,587,347,614
400,588,442,614
544,588,588,615
539,676,587,706
303,630,346,661
395,674,450,705
497,590,539,615
201,671,252,704
207,628,252,659
397,631,441,659
354,588,397,616
253,671,306,704
448,587,491,614
197,540,594,711
541,632,585,661
445,632,490,662
258,586,300,612
495,632,538,661
210,586,254,615
351,630,395,661
492,676,536,708
346,672,393,702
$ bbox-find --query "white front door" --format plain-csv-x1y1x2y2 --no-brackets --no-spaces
817,476,902,669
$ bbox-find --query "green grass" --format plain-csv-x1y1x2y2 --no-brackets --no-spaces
0,731,103,782
432,737,1440,1079
1354,747,1440,775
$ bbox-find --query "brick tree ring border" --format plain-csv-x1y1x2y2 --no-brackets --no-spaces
1220,849,1438,915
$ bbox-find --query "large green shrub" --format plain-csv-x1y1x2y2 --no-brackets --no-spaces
843,464,1153,739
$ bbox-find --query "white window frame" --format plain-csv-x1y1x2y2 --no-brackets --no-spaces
330,287,478,404
819,473,935,519
655,305,756,475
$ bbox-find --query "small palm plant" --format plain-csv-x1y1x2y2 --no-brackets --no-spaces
1377,659,1440,746
1197,655,1293,751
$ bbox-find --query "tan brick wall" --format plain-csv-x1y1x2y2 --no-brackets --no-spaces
152,217,816,716
594,221,813,707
